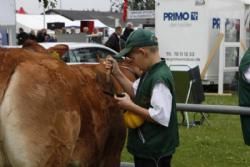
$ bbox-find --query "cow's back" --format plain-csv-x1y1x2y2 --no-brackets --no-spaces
0,48,81,167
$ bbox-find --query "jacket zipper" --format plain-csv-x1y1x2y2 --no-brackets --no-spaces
138,128,146,144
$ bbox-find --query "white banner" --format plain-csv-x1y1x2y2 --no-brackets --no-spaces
0,0,16,25
128,10,155,19
155,0,208,69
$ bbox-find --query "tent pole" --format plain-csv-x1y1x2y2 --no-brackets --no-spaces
43,6,46,29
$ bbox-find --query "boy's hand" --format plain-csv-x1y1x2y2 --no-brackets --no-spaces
114,92,134,110
104,56,120,76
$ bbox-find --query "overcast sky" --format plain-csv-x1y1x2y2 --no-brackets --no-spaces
16,0,113,14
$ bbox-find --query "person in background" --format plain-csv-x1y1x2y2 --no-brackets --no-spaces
70,28,76,34
45,34,57,42
94,28,104,36
82,27,89,34
28,30,37,41
239,48,250,146
62,28,67,34
120,22,134,49
105,25,122,52
105,29,179,167
90,28,103,44
17,28,28,45
37,29,48,42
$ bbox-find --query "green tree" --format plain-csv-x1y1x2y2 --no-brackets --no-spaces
38,0,57,9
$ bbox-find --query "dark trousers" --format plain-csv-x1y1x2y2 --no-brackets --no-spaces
134,155,172,167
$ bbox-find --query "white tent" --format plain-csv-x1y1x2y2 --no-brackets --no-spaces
16,14,76,33
16,14,109,34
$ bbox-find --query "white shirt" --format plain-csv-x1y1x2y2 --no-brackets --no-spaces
133,78,172,127
244,66,250,83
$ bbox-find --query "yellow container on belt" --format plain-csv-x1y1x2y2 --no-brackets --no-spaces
123,111,144,129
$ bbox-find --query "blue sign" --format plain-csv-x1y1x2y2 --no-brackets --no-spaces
212,18,220,29
163,11,199,21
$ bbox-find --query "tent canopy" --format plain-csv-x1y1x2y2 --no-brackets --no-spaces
16,14,74,32
16,14,109,33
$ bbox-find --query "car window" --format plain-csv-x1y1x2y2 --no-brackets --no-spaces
61,50,78,62
72,48,97,62
61,46,117,63
94,48,116,60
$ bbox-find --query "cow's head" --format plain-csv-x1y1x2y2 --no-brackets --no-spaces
97,57,142,97
47,44,69,59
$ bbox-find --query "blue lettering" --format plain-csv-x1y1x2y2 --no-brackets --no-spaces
191,12,198,20
212,18,220,29
164,13,170,21
181,12,189,20
163,11,198,21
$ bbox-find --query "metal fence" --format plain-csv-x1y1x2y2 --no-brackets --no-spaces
120,162,134,167
176,103,250,115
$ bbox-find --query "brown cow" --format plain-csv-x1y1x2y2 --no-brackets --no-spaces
47,44,69,59
0,47,81,167
0,47,138,167
22,40,69,60
68,64,127,166
67,59,140,166
22,40,48,54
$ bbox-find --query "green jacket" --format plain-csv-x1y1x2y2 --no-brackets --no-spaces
127,61,179,159
239,48,250,145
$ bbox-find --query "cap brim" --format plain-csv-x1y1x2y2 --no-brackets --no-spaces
114,47,132,59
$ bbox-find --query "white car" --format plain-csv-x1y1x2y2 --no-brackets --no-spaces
39,42,118,63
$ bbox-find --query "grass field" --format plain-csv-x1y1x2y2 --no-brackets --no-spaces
121,94,250,167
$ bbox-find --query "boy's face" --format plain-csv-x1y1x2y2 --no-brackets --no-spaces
127,47,148,71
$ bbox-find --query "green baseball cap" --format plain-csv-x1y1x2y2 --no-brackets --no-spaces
115,28,158,58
